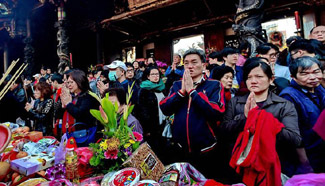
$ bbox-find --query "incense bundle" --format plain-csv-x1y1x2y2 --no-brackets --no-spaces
0,63,28,101
0,59,20,86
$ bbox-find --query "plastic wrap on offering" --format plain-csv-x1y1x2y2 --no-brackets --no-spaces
107,167,140,186
11,154,55,176
159,163,207,186
158,169,179,186
35,179,74,186
79,176,104,186
134,180,160,186
101,171,117,186
17,178,47,186
122,142,164,182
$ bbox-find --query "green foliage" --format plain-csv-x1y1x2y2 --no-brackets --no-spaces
88,83,143,173
89,109,106,125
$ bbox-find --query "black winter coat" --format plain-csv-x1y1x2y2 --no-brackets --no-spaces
222,91,302,176
65,92,100,127
137,88,166,136
28,98,54,135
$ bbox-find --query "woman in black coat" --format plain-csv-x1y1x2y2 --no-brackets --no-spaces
138,66,167,157
222,58,310,178
60,70,100,143
25,82,54,135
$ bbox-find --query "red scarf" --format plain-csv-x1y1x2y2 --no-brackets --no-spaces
61,96,78,134
55,88,62,102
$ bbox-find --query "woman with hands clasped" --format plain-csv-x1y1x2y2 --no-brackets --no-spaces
25,82,54,135
59,70,99,136
222,57,312,177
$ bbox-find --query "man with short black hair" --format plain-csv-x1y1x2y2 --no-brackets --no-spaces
125,62,135,81
160,48,225,178
207,51,224,78
289,39,316,60
165,54,184,92
220,47,243,95
51,73,64,137
208,51,224,66
40,66,50,80
6,75,26,104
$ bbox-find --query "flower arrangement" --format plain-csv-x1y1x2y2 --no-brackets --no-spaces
88,83,142,173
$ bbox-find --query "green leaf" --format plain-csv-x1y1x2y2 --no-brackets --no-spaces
114,101,119,113
127,127,134,137
90,109,106,125
101,97,117,131
126,81,135,105
101,97,112,116
88,91,101,103
95,156,101,165
90,156,99,166
133,141,140,151
119,115,125,130
127,105,134,117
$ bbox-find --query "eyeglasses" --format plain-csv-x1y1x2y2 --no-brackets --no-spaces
150,73,160,76
312,30,325,35
127,69,134,73
269,53,279,59
290,51,299,56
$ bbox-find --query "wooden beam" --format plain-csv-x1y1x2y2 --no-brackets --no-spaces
101,0,187,24
141,15,234,38
201,0,212,16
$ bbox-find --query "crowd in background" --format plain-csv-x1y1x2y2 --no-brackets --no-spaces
0,25,325,184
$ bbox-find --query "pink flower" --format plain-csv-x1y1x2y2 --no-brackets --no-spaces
132,132,143,142
104,150,118,160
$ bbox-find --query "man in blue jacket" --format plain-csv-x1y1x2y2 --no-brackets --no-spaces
165,54,185,92
160,49,225,178
212,47,243,96
280,56,325,173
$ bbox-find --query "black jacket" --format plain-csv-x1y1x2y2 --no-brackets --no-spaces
137,88,166,135
28,98,54,135
222,91,302,176
65,92,100,127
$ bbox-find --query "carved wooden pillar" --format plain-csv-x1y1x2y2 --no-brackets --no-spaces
23,18,34,76
52,0,70,74
232,0,266,57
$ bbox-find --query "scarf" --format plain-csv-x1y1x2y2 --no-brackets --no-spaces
140,79,165,92
62,93,80,133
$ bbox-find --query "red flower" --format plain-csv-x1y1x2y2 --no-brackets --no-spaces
104,150,118,160
132,132,143,142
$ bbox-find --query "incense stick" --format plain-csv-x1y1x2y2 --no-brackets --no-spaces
0,58,20,86
0,63,28,101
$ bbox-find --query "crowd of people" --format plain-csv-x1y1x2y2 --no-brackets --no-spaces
1,25,325,184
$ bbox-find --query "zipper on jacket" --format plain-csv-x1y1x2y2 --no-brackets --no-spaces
186,97,192,153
